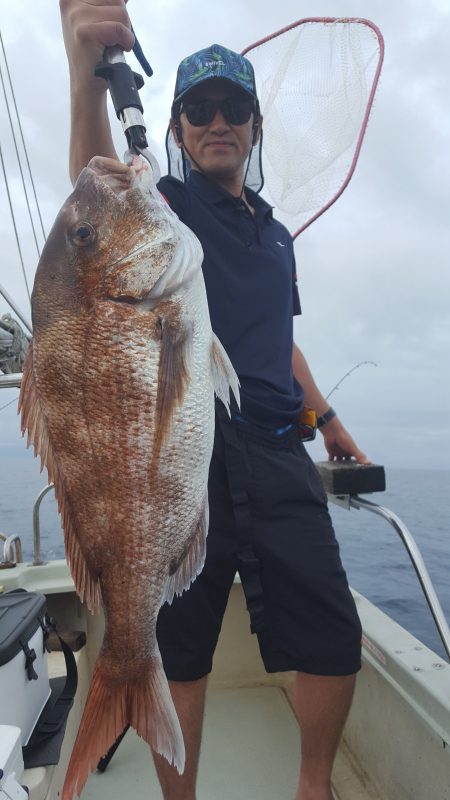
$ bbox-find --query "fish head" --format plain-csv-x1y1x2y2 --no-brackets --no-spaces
32,155,192,328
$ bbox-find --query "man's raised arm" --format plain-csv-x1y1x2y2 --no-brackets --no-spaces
59,0,135,184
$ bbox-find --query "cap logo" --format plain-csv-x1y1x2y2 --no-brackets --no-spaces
204,59,225,68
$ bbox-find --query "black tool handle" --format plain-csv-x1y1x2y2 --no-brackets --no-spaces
95,46,148,151
94,60,144,116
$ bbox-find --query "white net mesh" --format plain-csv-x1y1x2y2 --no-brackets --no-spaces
243,19,383,236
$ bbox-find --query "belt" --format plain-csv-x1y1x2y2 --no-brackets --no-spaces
232,412,294,437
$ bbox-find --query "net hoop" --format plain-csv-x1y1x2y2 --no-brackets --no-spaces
242,18,385,239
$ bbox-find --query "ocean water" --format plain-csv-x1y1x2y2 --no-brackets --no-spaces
1,445,449,659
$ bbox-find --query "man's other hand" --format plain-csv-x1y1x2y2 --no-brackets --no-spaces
320,416,371,464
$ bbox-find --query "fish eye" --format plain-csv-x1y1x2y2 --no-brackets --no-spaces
69,222,96,246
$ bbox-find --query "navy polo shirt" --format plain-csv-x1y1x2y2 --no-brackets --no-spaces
157,170,304,428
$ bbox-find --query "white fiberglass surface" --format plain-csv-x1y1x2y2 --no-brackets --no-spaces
82,687,300,800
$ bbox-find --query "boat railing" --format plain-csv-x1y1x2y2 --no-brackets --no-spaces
31,483,54,566
316,461,450,661
0,532,23,566
351,495,450,662
0,372,22,389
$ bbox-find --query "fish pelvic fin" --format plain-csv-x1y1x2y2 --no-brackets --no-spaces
62,652,185,799
18,342,101,615
210,334,240,415
163,497,208,605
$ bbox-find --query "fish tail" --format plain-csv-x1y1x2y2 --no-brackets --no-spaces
62,654,185,799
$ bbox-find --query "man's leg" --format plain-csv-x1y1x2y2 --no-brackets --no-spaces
152,676,208,800
293,671,356,800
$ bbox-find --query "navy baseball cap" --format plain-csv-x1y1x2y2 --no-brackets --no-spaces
173,44,258,103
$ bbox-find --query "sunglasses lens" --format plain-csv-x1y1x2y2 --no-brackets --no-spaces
184,100,215,126
223,99,253,125
183,98,254,126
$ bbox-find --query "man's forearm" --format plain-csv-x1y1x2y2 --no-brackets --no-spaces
60,0,133,184
292,342,370,462
292,343,330,416
69,88,118,185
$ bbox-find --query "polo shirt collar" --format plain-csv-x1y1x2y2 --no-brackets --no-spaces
187,170,273,220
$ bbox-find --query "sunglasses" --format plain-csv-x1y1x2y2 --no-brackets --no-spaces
180,97,255,127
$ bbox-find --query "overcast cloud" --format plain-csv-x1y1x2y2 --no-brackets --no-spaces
0,0,449,470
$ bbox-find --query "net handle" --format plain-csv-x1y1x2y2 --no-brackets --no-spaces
242,18,385,240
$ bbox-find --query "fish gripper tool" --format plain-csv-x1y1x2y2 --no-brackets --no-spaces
95,43,150,154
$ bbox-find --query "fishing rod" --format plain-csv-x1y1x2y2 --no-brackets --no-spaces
326,361,377,401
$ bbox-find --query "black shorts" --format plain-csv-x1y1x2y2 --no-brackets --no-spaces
156,411,362,680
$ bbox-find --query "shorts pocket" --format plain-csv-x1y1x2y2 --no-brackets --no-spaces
248,438,328,514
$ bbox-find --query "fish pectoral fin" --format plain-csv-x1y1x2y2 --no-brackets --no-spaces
61,650,185,800
151,310,192,474
162,499,209,605
210,334,240,416
19,342,101,615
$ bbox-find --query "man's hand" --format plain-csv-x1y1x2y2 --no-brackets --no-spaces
320,416,371,464
59,0,134,182
60,0,134,89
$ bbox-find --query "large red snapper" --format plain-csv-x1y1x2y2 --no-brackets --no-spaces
19,154,239,798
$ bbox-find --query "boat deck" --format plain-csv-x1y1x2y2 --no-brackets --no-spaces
81,685,376,800
6,565,448,800
83,686,299,800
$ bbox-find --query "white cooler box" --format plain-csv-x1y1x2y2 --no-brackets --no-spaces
0,724,28,799
0,591,51,746
0,725,23,780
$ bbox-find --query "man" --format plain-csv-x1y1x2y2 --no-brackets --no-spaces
60,4,369,799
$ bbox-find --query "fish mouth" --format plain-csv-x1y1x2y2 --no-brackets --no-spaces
83,154,154,201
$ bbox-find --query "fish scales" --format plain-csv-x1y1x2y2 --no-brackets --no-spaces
18,155,239,799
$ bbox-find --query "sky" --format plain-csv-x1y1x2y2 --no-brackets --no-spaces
0,0,449,471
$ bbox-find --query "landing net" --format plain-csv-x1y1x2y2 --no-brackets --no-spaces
242,18,384,238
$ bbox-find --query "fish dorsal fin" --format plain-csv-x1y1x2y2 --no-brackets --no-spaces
19,343,52,469
18,343,101,614
210,334,240,415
